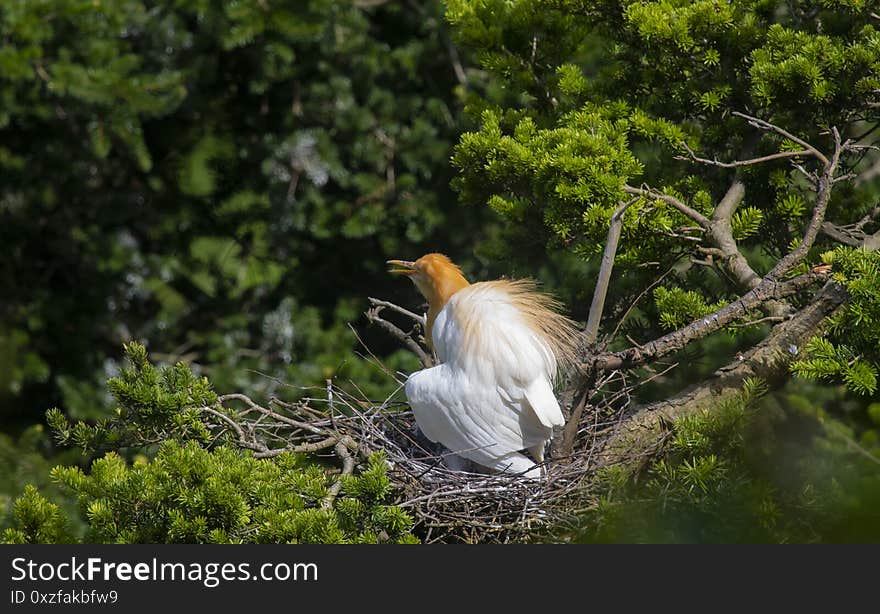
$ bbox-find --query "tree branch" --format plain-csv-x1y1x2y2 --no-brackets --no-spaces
368,297,426,326
592,268,831,371
704,179,768,293
323,437,357,509
623,185,711,229
821,221,866,246
820,205,879,246
585,199,635,344
626,180,763,295
712,178,745,222
365,302,434,368
677,141,812,169
731,111,829,166
768,127,843,278
598,279,849,465
864,228,880,253
597,202,880,466
592,127,845,371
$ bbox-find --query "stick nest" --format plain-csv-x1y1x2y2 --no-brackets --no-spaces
207,369,638,543
196,298,655,543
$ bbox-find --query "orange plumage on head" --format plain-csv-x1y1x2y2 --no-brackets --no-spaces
387,253,470,345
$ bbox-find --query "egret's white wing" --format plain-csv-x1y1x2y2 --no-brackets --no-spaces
405,365,551,475
432,284,565,431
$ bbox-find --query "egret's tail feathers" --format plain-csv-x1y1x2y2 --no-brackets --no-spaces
481,451,543,479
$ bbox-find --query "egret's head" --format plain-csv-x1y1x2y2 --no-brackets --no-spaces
387,253,470,309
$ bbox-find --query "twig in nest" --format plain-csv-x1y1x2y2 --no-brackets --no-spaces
191,371,636,543
365,300,435,368
368,297,426,326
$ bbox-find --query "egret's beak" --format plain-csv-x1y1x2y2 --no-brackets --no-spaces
387,259,417,276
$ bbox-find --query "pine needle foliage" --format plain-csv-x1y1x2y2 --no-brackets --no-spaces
46,342,217,453
793,248,880,396
3,344,417,544
567,379,880,543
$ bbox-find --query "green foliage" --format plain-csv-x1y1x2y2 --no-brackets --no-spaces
0,0,476,431
750,23,880,110
4,344,416,544
0,425,85,538
447,0,880,322
2,485,72,544
730,206,764,241
775,193,807,222
653,286,726,330
792,337,877,396
3,442,415,544
453,105,645,258
793,248,880,395
47,342,216,452
569,379,880,543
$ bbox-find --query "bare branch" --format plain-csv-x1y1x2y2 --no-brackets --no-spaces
702,180,776,298
821,205,880,247
599,279,849,465
677,141,811,169
865,228,880,253
854,206,880,231
445,35,468,86
726,315,788,329
220,393,327,436
594,155,871,371
367,297,426,326
712,179,745,222
365,304,434,368
623,185,711,229
731,111,829,165
695,246,726,257
560,388,591,458
793,162,816,182
197,405,266,454
323,437,357,509
585,199,635,344
586,117,845,375
821,221,866,246
593,268,832,371
768,127,843,278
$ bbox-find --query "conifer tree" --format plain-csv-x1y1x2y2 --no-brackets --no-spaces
442,0,880,540
447,0,880,444
3,343,417,544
